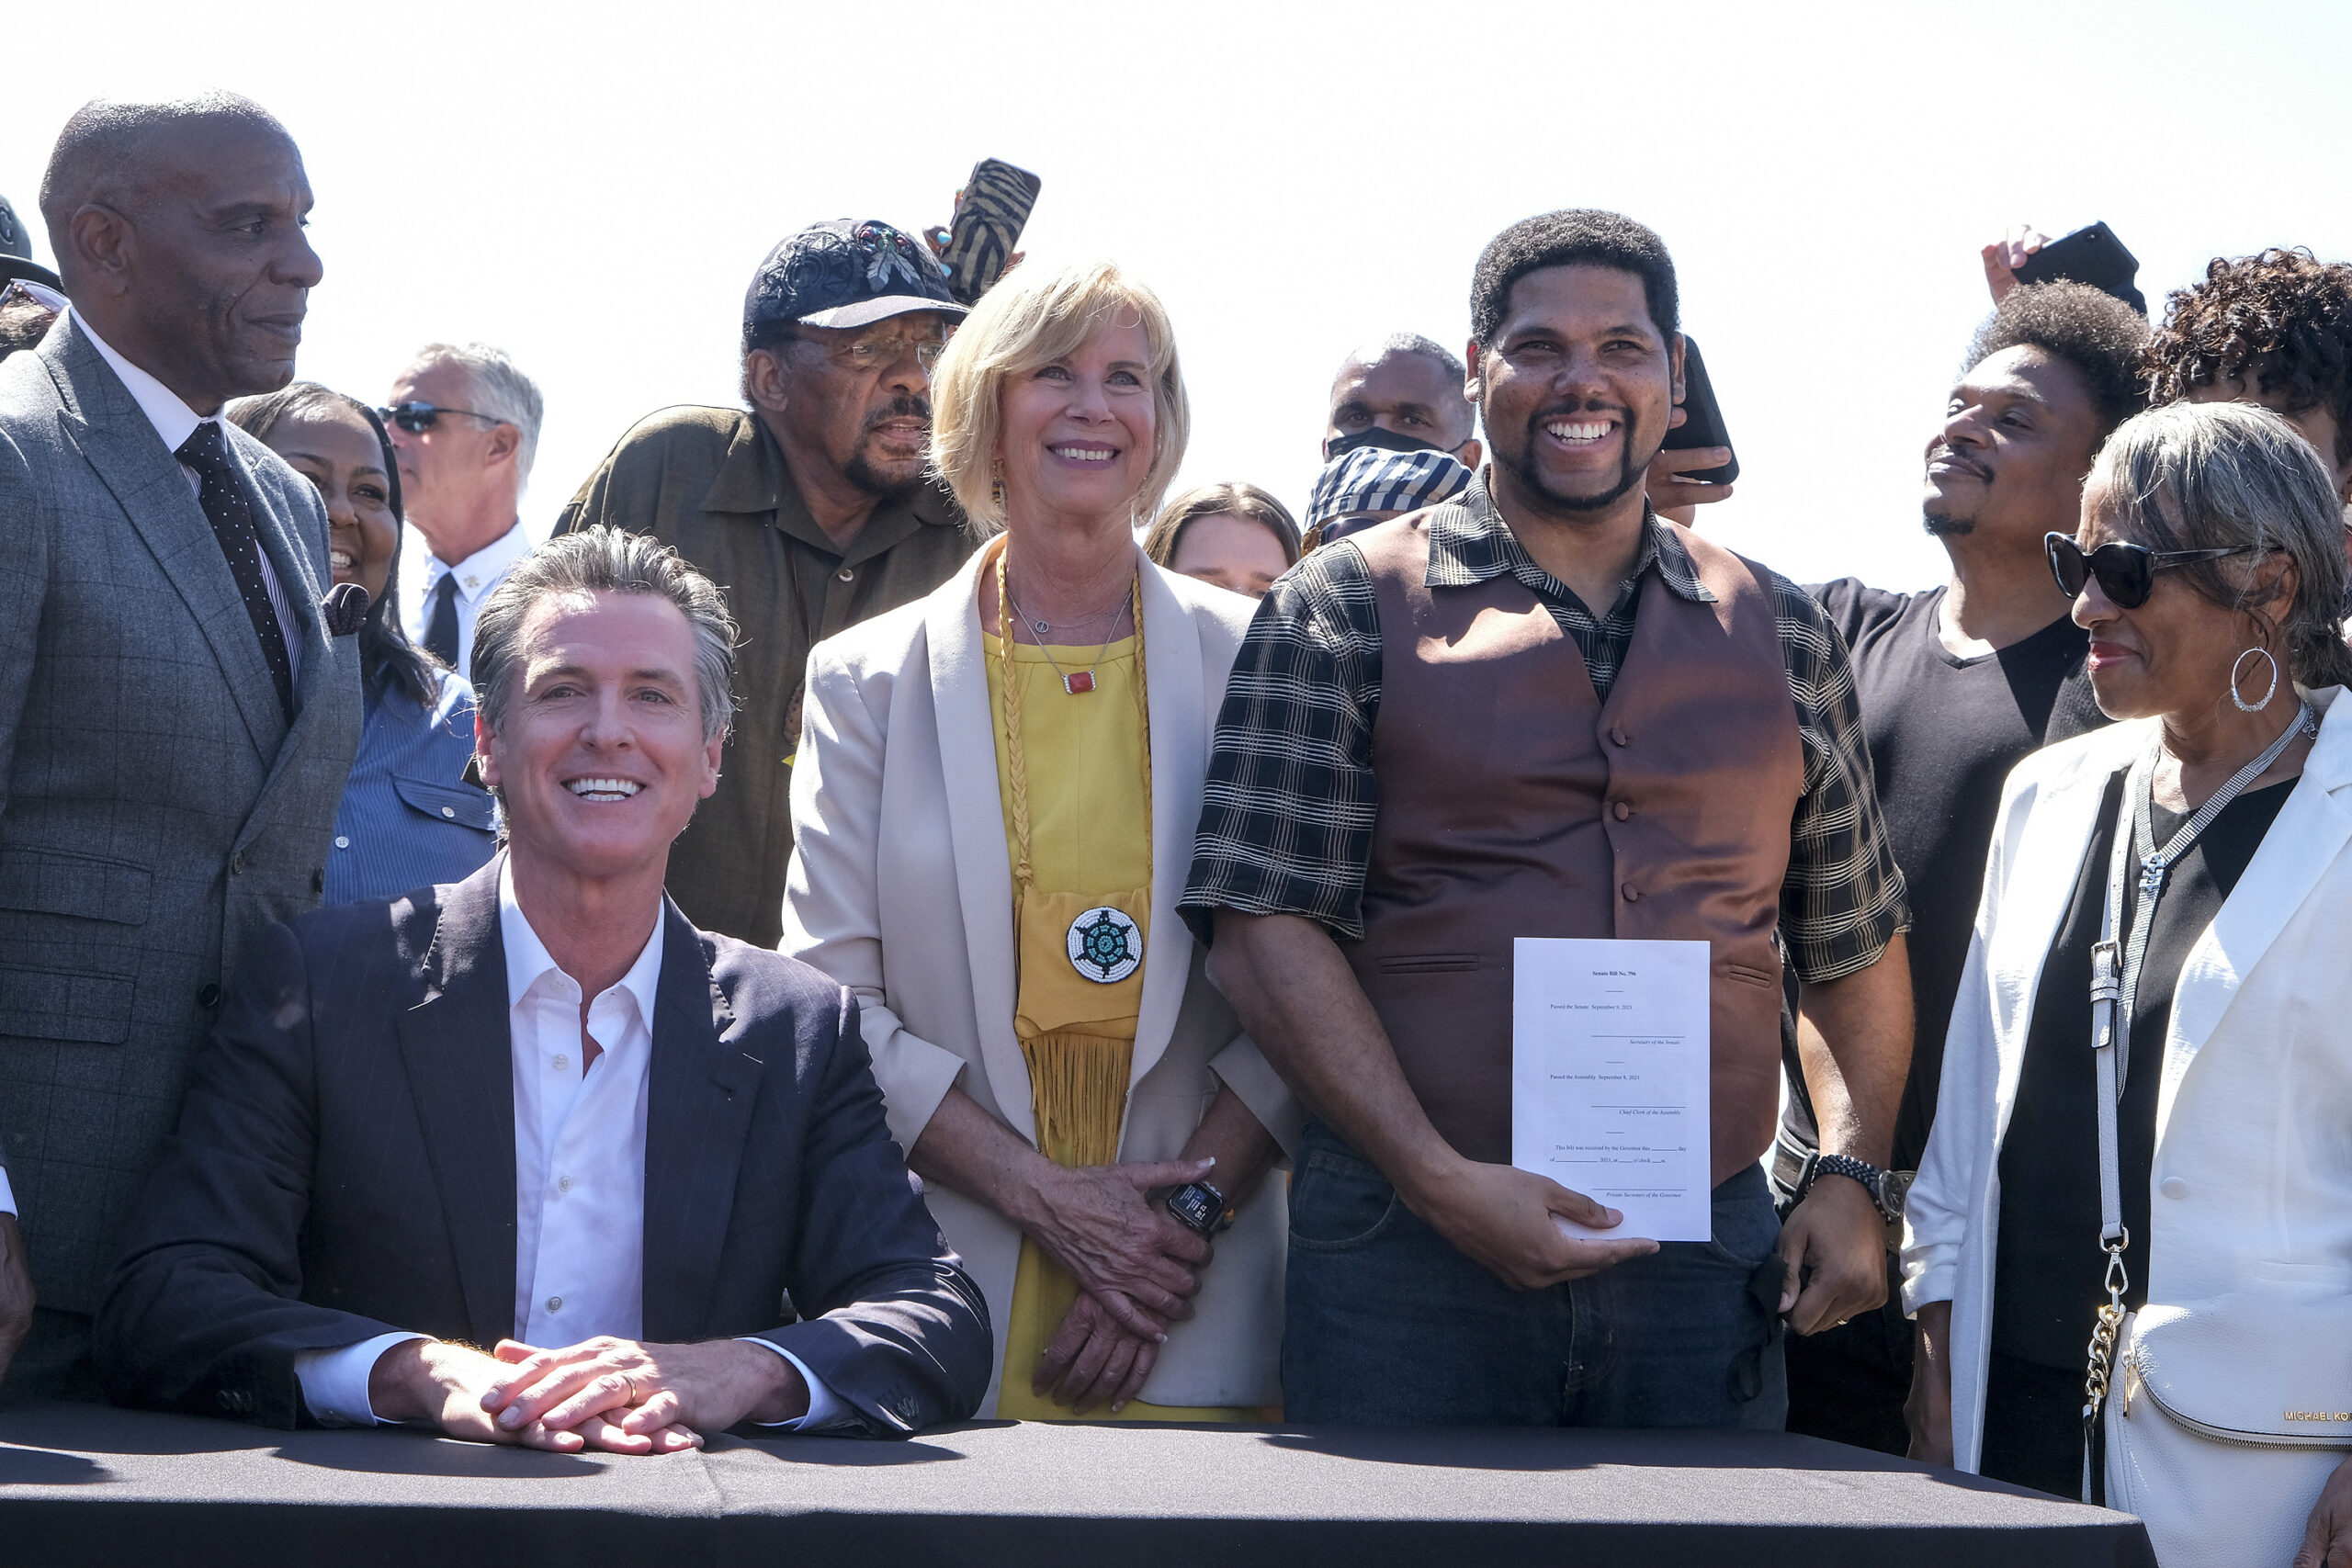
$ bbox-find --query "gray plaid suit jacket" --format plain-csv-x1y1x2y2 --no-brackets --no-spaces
0,313,362,1337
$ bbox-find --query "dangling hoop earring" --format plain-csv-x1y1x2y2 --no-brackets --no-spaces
2231,647,2281,713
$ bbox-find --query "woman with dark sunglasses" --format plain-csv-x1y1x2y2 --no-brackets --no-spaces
1904,400,2352,1564
227,384,499,903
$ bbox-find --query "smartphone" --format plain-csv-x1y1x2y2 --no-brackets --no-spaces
939,159,1042,306
1660,334,1738,485
2013,221,2145,312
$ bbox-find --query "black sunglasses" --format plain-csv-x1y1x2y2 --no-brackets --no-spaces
379,400,504,434
2044,532,2257,610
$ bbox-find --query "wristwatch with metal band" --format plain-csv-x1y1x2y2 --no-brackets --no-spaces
1804,1151,1904,1225
1164,1179,1232,1237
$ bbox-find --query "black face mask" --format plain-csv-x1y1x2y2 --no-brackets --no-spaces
1323,425,1449,462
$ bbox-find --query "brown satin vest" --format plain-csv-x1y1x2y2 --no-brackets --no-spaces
1347,510,1804,1185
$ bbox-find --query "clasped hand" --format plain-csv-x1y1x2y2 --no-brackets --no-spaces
1021,1156,1216,1414
370,1334,806,1454
1025,1156,1215,1341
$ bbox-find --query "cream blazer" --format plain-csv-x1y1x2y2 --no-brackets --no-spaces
1903,685,2352,1471
783,546,1301,1414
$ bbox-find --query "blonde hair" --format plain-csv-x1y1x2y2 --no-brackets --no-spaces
929,260,1189,533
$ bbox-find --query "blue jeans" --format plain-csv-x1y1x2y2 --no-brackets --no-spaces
1283,1121,1788,1427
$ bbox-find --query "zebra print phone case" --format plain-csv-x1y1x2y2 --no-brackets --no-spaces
941,159,1042,305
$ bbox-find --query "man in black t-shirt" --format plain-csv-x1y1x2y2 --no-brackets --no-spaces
1778,282,2149,1453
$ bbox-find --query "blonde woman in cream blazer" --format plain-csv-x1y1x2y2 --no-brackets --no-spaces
783,260,1297,1419
785,548,1297,1416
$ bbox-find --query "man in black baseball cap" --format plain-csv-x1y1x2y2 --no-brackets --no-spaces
554,219,977,947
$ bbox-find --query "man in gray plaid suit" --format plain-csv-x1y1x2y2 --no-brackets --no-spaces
0,95,362,1397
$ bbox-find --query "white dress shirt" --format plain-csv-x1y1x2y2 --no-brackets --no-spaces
398,520,532,678
72,310,304,685
293,862,844,1431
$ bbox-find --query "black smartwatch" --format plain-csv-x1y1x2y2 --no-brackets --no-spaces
1164,1179,1231,1237
1804,1152,1903,1225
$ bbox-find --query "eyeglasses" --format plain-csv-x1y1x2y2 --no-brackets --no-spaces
786,331,947,373
2044,532,2258,610
379,400,506,434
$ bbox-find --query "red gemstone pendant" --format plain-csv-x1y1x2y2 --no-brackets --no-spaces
1063,671,1096,694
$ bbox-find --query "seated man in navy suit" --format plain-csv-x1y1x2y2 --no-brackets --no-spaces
96,526,991,1450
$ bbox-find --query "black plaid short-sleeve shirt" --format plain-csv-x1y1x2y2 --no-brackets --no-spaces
1179,480,1908,984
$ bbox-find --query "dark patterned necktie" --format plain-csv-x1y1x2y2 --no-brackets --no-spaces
424,570,461,668
175,421,295,721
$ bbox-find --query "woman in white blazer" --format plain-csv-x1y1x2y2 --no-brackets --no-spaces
1903,401,2352,1564
784,260,1296,1421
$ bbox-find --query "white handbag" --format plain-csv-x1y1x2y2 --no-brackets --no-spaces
2083,723,2352,1565
2105,1299,2352,1568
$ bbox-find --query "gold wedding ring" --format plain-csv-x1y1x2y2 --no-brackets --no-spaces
623,1372,639,1405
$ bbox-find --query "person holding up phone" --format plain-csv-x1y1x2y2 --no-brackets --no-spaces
1774,281,2149,1457
1994,228,2352,507
1983,221,2147,315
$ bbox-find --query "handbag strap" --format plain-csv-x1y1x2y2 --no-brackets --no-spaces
2079,704,2314,1499
2089,754,2140,1249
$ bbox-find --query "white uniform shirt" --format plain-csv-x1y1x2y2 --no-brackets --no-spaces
292,863,842,1429
398,519,532,678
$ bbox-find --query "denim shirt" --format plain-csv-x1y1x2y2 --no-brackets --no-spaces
324,672,498,906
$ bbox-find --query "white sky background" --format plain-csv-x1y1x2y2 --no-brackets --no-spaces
6,0,2349,591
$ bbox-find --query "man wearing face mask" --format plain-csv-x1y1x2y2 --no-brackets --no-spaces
1322,334,1485,467
556,220,975,948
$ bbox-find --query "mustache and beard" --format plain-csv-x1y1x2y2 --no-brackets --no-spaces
1504,399,1648,513
1922,443,1989,537
843,394,934,499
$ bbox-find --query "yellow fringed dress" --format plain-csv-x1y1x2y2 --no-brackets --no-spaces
982,619,1253,1424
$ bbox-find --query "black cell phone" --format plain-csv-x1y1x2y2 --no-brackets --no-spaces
2012,221,2145,312
1660,334,1737,485
939,158,1042,306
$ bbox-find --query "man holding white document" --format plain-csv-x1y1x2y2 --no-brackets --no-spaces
1182,209,1914,1427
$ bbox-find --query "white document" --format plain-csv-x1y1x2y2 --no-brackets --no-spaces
1511,938,1712,1243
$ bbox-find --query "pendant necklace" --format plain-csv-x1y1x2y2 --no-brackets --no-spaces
990,542,1153,985
999,552,1133,695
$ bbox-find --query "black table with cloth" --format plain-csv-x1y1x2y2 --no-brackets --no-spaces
0,1402,2153,1566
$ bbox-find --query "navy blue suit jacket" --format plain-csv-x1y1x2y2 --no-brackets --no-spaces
94,858,991,1435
